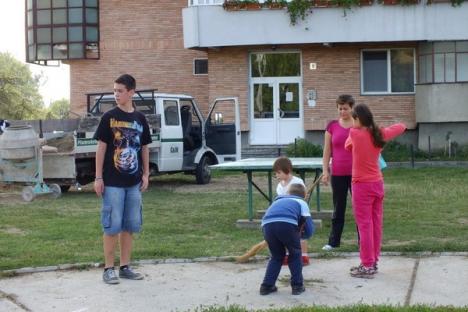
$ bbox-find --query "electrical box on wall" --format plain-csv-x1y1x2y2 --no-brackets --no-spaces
307,89,317,107
309,63,317,70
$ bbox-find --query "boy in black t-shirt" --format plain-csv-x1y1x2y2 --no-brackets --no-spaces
93,74,152,284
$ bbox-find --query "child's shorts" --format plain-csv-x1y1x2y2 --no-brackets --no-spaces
101,184,142,235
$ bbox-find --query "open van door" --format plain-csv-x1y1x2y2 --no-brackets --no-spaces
205,97,241,162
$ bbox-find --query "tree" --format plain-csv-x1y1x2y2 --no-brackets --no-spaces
45,98,70,119
0,52,44,120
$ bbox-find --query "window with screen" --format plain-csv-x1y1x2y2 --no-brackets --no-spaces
194,59,208,75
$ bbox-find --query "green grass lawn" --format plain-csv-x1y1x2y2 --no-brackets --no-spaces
0,167,467,271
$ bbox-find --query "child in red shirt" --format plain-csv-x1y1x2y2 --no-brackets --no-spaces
345,104,405,278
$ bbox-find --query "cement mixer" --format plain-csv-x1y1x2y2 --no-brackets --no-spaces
0,125,61,201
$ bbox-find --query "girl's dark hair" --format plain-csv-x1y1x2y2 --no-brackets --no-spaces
352,104,386,148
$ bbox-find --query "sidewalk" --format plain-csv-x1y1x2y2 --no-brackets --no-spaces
0,254,467,312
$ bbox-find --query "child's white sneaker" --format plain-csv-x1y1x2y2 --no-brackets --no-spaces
322,244,334,251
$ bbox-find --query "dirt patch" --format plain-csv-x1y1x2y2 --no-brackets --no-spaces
0,227,27,236
152,175,251,193
150,174,331,194
0,187,27,205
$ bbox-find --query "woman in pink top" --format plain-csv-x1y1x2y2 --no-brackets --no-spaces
345,104,405,278
322,95,354,251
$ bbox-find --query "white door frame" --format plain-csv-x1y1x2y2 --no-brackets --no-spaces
249,77,303,145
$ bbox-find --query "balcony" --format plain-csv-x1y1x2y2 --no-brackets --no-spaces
415,83,468,123
183,2,468,49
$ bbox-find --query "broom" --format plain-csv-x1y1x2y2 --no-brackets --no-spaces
235,173,323,263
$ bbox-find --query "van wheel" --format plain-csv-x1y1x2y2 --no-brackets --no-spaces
60,185,71,193
195,156,212,185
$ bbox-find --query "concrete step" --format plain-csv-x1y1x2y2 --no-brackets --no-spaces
241,145,289,159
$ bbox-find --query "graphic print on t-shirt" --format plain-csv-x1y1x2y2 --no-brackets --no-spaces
110,118,143,175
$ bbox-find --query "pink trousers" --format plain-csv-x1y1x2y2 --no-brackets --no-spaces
351,180,385,267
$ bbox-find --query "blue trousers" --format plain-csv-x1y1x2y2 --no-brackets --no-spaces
262,222,303,287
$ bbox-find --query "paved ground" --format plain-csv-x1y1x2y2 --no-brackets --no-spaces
0,254,467,312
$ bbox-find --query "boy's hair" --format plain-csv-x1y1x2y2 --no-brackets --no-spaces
336,94,355,108
115,74,136,91
287,183,306,198
273,156,292,174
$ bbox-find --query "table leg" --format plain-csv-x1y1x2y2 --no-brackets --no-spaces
316,169,321,211
268,171,272,203
247,171,253,221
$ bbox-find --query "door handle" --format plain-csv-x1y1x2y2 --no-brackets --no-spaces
278,109,285,118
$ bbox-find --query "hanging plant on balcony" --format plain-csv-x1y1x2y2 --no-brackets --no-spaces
286,0,313,25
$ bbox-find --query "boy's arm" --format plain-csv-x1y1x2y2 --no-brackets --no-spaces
301,217,314,239
140,145,150,191
299,201,314,239
94,140,107,196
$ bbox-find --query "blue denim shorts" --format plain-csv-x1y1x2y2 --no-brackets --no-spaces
101,184,142,235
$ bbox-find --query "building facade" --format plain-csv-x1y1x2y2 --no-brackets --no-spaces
25,0,468,150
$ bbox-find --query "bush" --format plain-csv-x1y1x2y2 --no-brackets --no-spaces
285,138,323,157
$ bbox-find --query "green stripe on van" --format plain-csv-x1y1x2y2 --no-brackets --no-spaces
77,138,97,146
161,138,183,142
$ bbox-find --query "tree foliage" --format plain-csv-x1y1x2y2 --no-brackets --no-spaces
45,98,70,119
0,52,44,120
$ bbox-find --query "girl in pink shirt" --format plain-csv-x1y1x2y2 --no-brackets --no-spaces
322,95,354,251
345,104,405,278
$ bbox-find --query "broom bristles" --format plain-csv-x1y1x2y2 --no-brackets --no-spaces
235,240,268,263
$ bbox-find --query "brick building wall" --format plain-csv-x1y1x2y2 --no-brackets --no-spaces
207,43,417,133
66,0,209,115
66,0,416,139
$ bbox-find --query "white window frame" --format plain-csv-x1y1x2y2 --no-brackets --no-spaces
360,48,416,95
193,58,208,76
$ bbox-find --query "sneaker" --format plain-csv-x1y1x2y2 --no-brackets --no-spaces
119,266,144,280
350,264,376,279
259,284,278,296
282,255,288,266
103,268,120,284
291,285,305,295
322,244,334,251
302,255,310,266
350,263,378,273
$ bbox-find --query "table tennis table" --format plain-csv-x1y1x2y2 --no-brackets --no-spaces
210,158,323,221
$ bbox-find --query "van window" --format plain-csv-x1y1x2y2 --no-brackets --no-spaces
163,100,179,126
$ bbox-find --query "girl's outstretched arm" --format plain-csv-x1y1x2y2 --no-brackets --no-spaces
382,123,406,141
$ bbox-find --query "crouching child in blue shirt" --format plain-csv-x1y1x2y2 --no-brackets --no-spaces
260,183,314,296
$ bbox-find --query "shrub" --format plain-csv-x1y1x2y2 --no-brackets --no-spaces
285,138,323,157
